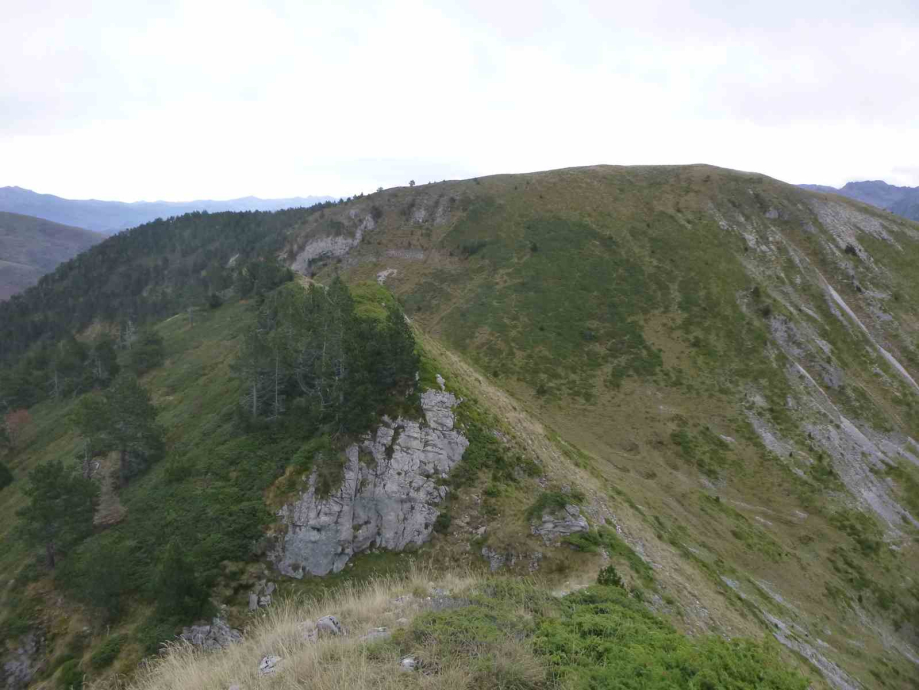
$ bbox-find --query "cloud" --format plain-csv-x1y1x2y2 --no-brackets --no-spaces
1,0,917,199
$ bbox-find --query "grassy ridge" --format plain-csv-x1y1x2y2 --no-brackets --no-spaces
117,569,809,690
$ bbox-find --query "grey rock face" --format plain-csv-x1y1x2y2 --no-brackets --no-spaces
1,632,43,690
272,389,468,577
179,618,243,651
532,504,589,544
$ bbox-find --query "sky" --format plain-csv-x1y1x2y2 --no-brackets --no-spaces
2,0,918,202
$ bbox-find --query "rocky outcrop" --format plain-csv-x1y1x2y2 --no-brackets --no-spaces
179,618,242,651
272,388,468,577
532,504,589,544
248,580,275,610
1,632,43,690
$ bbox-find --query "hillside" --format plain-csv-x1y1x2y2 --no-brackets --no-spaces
801,180,919,222
0,187,333,235
1,165,919,690
0,212,103,300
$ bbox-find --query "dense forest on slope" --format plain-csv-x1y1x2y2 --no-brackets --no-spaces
0,205,342,410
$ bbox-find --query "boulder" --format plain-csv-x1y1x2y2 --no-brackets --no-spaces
532,504,589,544
179,618,242,651
258,656,281,676
317,615,344,636
1,632,43,690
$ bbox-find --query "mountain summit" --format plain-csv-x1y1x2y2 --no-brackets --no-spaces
0,186,334,235
800,180,919,222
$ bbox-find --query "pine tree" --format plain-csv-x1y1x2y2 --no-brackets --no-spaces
16,459,99,568
234,329,271,419
71,393,111,479
104,374,165,487
89,334,120,386
127,328,165,375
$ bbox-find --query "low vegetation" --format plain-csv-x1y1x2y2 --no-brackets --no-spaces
111,570,809,690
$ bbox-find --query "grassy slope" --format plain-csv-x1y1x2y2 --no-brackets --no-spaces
0,279,823,690
122,569,808,690
290,165,919,688
0,212,103,300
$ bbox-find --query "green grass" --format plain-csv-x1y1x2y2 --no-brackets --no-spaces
699,494,786,562
389,580,809,690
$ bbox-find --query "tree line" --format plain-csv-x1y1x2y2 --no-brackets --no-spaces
235,277,418,433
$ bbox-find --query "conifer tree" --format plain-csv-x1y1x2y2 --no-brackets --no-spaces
151,539,209,619
16,459,99,568
104,374,165,487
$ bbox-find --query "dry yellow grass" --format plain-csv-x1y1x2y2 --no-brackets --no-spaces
94,568,486,690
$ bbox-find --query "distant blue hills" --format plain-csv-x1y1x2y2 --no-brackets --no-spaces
799,180,919,222
0,186,334,235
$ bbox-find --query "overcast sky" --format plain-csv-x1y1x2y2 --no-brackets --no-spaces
2,0,918,201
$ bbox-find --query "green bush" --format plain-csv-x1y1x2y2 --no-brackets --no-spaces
150,540,209,620
597,565,623,588
89,635,124,670
535,586,808,690
56,659,84,690
525,489,585,521
0,461,12,491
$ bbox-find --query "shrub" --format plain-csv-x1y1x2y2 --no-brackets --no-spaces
526,490,584,521
597,565,624,588
89,635,124,670
56,659,84,690
0,462,12,491
535,586,808,690
150,540,209,620
208,293,223,309
433,511,452,534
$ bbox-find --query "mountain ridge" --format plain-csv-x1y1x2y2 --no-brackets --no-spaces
2,164,919,690
799,179,919,222
0,211,104,300
0,186,334,235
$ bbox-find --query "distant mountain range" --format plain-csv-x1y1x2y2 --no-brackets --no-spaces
799,180,919,222
0,211,104,300
0,186,334,235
